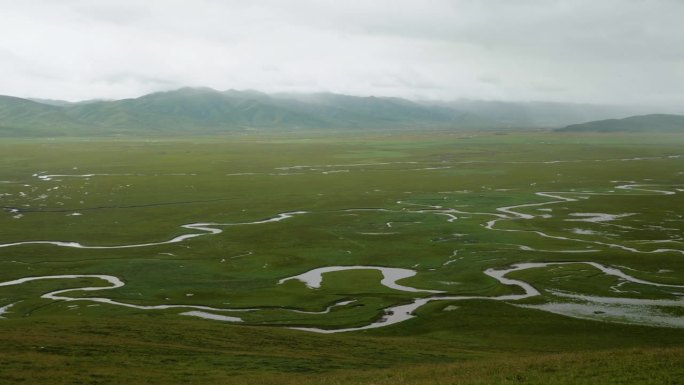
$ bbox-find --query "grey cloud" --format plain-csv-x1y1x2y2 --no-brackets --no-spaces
0,0,681,108
96,72,178,87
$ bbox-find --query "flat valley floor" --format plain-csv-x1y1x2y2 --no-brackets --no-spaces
1,131,683,384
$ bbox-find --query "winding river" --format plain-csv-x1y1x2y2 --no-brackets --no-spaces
0,174,683,332
0,261,682,332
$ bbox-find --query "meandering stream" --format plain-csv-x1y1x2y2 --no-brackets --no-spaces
1,174,682,332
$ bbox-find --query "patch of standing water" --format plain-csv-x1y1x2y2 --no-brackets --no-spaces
565,213,636,223
0,302,19,318
519,302,684,328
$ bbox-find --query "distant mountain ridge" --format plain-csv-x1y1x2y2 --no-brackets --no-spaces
557,114,684,133
0,87,665,136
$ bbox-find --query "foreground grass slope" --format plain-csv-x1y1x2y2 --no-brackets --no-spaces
0,130,683,383
265,348,684,385
1,310,682,384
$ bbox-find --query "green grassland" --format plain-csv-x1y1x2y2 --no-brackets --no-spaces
1,130,683,384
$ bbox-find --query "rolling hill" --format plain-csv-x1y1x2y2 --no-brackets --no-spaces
0,95,91,136
1,88,470,136
556,114,684,133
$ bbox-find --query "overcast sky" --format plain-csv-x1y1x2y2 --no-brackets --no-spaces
0,0,682,106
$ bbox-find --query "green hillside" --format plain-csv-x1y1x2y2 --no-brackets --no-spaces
0,96,92,136
557,114,684,133
0,88,666,136
0,88,470,136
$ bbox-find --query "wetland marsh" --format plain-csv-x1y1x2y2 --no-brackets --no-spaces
1,131,683,383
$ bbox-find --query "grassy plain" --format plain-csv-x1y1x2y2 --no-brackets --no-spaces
0,130,683,384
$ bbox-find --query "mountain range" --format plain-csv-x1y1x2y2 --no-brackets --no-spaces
0,87,674,136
